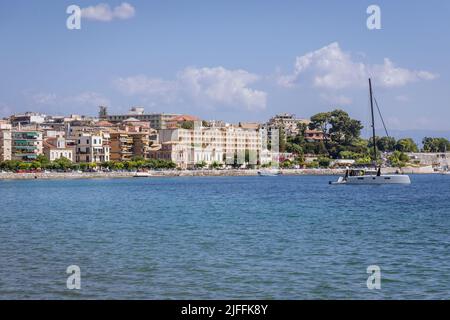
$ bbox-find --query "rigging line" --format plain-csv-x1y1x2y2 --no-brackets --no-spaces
373,96,390,138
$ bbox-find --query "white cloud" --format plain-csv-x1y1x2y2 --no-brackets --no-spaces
115,76,176,96
113,2,136,19
279,42,437,89
81,2,135,22
30,91,110,108
71,92,110,106
115,66,267,111
31,93,57,105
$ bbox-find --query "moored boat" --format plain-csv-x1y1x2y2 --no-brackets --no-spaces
330,78,411,185
133,171,152,177
330,169,411,185
258,169,281,176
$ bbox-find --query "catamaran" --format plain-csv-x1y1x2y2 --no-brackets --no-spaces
330,79,411,185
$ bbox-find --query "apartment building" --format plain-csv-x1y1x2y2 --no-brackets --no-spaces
11,130,43,161
0,121,12,161
109,124,158,161
266,113,310,137
109,130,133,161
153,124,268,169
75,132,110,163
43,136,74,162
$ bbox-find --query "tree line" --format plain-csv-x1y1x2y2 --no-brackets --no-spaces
0,155,177,172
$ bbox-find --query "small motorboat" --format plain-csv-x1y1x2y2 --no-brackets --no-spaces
133,171,152,177
258,169,281,176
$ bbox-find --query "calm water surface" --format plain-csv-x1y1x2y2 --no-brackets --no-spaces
0,175,449,299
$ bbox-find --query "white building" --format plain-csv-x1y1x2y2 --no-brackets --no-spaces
153,124,270,169
10,112,46,126
75,132,110,163
44,136,74,162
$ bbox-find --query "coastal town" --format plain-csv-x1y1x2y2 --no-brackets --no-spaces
0,106,449,178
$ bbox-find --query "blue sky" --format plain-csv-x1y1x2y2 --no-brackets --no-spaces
1,0,449,133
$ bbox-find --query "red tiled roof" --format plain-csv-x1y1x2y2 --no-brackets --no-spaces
170,115,200,122
96,120,114,127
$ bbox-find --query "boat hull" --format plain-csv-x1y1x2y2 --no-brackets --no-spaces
257,170,281,176
331,174,411,185
133,172,152,177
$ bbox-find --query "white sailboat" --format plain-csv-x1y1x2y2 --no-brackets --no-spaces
330,79,411,185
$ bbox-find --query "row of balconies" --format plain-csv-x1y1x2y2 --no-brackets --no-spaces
12,133,41,140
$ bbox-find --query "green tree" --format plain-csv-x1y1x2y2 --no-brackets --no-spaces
36,154,50,168
355,156,372,166
309,109,363,157
52,157,72,171
318,157,331,168
280,159,293,168
195,161,207,169
339,151,362,160
309,112,331,136
210,161,222,169
422,137,450,152
180,121,194,130
30,161,42,170
286,142,303,155
328,109,363,145
113,162,125,171
395,138,418,153
388,151,409,168
79,163,89,171
375,136,396,152
0,160,16,171
124,161,138,170
18,162,32,170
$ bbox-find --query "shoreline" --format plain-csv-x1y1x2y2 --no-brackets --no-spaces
0,167,437,180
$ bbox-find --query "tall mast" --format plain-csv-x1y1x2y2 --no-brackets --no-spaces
369,78,377,167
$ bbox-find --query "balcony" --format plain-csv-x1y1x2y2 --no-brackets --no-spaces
13,145,37,150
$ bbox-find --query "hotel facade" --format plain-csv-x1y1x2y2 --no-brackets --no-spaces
152,123,271,169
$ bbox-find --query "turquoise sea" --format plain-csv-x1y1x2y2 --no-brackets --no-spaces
0,175,449,299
